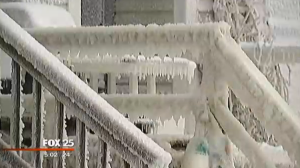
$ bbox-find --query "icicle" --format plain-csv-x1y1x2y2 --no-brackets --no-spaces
19,68,25,150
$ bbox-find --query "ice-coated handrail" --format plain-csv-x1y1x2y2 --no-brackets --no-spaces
214,34,300,164
0,9,171,168
0,138,33,168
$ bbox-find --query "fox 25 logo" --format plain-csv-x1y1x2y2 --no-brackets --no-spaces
42,139,74,147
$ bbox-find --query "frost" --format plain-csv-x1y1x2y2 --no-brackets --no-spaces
0,10,172,167
69,54,197,84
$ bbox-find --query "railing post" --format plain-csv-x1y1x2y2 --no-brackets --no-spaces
10,60,23,156
76,119,87,168
97,138,108,168
146,75,156,94
107,73,116,94
90,73,99,92
129,74,138,94
76,73,88,168
55,100,66,168
31,80,44,168
96,73,116,168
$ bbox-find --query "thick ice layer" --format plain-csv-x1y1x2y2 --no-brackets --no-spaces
69,54,197,83
0,3,75,28
214,34,300,163
0,94,201,125
27,22,231,63
0,10,171,167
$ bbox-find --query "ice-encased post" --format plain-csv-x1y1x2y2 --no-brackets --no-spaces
76,119,88,168
107,73,117,94
147,75,156,94
129,74,138,94
90,73,99,92
10,60,22,156
31,80,44,168
76,74,88,168
55,100,66,168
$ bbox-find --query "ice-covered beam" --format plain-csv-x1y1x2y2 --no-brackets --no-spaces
69,54,197,83
0,10,171,167
26,25,300,64
26,22,230,63
214,34,300,163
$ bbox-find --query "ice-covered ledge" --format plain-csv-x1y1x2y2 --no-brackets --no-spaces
26,22,231,63
0,94,201,121
68,54,197,83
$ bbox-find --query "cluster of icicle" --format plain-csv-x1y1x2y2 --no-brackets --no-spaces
71,54,197,83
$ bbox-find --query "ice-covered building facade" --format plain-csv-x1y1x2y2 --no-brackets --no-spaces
0,0,299,168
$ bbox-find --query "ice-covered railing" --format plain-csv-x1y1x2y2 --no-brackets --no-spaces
205,25,300,166
26,22,230,63
0,9,171,168
65,53,197,83
0,138,32,168
0,94,201,122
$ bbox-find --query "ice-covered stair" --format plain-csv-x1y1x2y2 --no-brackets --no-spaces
0,9,172,167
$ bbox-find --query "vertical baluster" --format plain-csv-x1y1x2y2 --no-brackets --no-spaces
146,75,156,94
126,73,139,168
31,80,44,167
10,60,22,156
107,73,116,94
129,74,138,94
76,120,87,168
90,73,99,92
55,100,66,168
96,73,116,168
97,138,108,168
76,73,88,168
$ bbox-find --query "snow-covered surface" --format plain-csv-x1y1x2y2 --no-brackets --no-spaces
0,2,75,78
68,54,197,83
0,10,171,167
26,22,230,63
214,34,300,163
0,3,75,28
